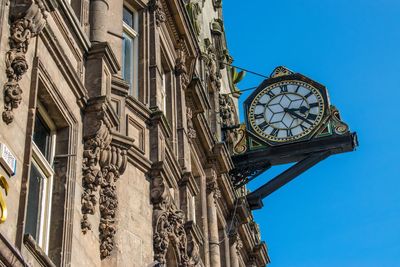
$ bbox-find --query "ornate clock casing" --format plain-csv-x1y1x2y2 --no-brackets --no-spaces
244,67,330,146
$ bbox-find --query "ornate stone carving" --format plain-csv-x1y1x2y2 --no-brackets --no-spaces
151,176,199,266
149,0,166,26
206,176,221,203
81,119,128,259
2,0,47,124
186,107,197,141
212,0,222,9
219,94,235,129
203,39,221,92
175,40,190,90
186,1,202,36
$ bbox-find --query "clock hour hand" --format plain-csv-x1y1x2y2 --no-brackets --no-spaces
284,108,313,125
286,106,309,114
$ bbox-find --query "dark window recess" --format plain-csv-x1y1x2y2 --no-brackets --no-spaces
123,6,134,28
33,114,51,160
25,163,44,241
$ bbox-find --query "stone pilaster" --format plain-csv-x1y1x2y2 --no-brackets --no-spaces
206,169,221,267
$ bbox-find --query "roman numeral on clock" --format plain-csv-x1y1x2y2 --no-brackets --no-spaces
307,113,317,121
280,85,288,92
304,91,313,98
300,124,308,131
287,129,293,137
270,128,279,137
309,102,319,108
267,91,275,97
254,113,264,119
258,121,269,131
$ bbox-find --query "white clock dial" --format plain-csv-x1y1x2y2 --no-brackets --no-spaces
249,81,325,142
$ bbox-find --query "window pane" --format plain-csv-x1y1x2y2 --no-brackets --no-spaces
123,6,134,28
25,163,44,240
33,114,51,160
122,32,134,89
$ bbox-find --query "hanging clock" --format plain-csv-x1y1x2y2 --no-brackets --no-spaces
244,67,330,146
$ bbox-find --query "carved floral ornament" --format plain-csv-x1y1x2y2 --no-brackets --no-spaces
151,176,200,266
81,119,128,259
2,0,47,124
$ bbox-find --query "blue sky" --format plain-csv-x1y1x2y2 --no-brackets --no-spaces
223,1,400,266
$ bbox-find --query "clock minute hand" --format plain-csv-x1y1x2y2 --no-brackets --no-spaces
284,108,313,125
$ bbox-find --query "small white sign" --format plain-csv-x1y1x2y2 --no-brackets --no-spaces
0,143,16,176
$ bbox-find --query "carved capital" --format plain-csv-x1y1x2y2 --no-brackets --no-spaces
149,0,166,26
206,173,221,202
3,0,47,124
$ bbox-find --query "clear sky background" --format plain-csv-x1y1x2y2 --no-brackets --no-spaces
223,1,400,266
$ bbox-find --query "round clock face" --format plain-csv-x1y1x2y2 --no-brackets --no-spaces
248,80,325,143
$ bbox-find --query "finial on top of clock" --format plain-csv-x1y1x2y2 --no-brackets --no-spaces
270,66,294,78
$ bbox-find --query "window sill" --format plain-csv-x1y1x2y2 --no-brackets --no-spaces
23,234,56,267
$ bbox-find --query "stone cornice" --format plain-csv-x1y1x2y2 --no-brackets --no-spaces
186,75,211,114
192,112,215,155
50,0,91,52
184,220,204,246
150,109,172,139
179,171,200,196
126,95,152,123
212,142,234,174
87,42,120,74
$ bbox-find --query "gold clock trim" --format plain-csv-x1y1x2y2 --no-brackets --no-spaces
248,80,325,143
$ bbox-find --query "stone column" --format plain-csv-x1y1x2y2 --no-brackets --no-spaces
223,230,231,267
90,0,109,42
206,169,221,267
229,234,242,267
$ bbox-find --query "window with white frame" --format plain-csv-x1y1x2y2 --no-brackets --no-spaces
122,5,139,96
25,103,56,253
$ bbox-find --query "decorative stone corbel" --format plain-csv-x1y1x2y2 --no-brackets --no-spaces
149,0,166,26
151,175,200,266
2,0,47,124
81,111,132,259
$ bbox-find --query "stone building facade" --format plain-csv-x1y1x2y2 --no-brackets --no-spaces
0,0,269,266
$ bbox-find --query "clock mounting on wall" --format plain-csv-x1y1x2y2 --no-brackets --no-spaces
229,66,358,209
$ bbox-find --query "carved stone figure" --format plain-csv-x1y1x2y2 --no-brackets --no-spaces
2,0,47,124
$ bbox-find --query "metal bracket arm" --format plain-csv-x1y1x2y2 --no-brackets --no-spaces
246,151,332,210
